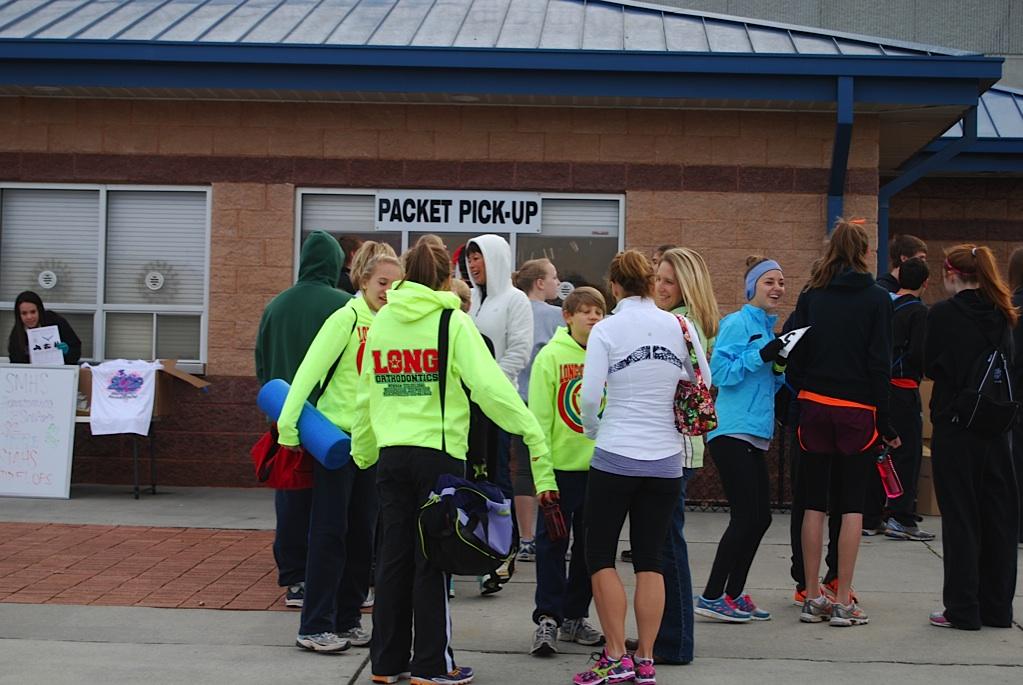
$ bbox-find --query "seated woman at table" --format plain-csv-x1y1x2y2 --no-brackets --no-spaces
7,290,81,364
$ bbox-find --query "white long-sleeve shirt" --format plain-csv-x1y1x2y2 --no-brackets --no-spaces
580,296,711,461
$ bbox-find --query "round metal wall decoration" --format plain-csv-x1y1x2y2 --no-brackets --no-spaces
37,270,58,289
145,271,165,291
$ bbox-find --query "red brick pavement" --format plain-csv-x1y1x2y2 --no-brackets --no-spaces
0,522,290,611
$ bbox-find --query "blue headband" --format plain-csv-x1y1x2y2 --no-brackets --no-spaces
745,260,782,301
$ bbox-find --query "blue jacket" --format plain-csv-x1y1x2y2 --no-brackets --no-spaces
707,304,784,441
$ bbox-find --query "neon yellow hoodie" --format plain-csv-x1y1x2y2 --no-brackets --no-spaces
277,297,373,459
527,327,595,494
350,281,547,467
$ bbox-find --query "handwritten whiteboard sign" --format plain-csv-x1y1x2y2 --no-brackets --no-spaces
28,325,63,365
0,363,78,499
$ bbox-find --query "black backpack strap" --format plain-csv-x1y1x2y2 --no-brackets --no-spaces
437,308,454,454
318,313,360,396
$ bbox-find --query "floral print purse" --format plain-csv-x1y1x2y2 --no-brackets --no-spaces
673,316,717,436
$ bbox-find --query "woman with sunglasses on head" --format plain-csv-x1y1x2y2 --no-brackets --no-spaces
651,247,719,663
924,245,1019,630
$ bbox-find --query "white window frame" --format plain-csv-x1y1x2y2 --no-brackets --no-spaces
293,188,627,279
0,182,211,374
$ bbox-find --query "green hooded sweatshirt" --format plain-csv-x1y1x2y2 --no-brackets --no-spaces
350,281,547,468
527,326,595,494
254,231,351,387
277,296,374,450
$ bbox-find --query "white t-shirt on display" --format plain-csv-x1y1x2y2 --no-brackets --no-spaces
85,360,162,436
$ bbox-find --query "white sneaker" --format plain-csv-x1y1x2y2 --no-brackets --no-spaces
338,626,371,647
296,632,350,652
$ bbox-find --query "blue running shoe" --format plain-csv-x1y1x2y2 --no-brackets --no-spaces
694,595,751,623
731,594,771,621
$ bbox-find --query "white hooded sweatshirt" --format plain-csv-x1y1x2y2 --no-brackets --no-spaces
467,234,534,384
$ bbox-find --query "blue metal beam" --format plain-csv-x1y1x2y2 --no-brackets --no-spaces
877,106,978,275
923,139,1023,154
0,60,993,107
827,76,854,232
0,38,1003,79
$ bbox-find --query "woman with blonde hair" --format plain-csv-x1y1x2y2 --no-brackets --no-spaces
350,240,398,293
791,218,899,628
925,244,1019,630
277,251,405,652
575,250,710,685
651,247,719,663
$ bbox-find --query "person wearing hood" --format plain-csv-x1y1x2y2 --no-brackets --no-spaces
466,234,534,592
254,230,352,609
466,235,534,384
695,255,786,625
350,241,546,685
7,290,81,364
924,245,1019,631
791,219,899,629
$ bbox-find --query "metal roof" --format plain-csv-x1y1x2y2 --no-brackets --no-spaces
943,86,1023,139
0,0,977,55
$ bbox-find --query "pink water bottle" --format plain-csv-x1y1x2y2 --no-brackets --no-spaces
876,447,904,499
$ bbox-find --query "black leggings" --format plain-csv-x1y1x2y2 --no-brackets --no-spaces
703,437,772,599
584,467,682,574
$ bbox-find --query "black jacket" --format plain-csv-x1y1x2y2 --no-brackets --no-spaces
891,294,928,383
876,271,900,294
790,269,894,437
8,311,82,365
924,289,1013,426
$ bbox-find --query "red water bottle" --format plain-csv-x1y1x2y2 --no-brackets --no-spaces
876,447,904,499
541,496,568,543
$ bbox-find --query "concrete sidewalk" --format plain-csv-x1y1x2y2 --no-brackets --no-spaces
1,486,1021,685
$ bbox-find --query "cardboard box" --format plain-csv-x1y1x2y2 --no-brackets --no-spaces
77,359,210,417
917,448,941,517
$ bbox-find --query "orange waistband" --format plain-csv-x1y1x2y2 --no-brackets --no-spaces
797,390,876,413
890,378,919,389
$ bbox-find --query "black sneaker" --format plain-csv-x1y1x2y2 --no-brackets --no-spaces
285,582,305,608
620,549,633,562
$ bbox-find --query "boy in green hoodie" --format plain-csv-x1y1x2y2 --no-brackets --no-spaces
528,287,607,657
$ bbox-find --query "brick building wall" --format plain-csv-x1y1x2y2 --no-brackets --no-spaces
1,97,879,487
889,177,1023,303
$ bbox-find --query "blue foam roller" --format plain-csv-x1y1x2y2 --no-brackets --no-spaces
257,378,351,469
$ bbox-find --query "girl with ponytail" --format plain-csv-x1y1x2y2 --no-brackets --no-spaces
924,244,1019,630
790,218,899,628
575,250,711,685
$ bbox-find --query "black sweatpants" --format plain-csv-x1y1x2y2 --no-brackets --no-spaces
371,447,464,678
703,437,772,599
1013,425,1023,543
887,386,924,527
932,424,1019,630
